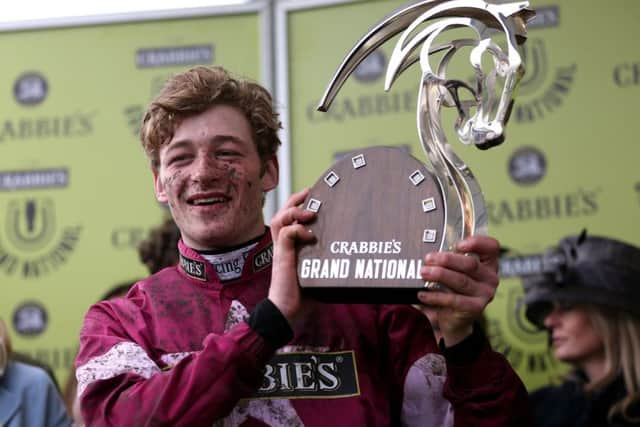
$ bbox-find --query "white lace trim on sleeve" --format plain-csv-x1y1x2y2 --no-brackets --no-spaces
76,341,161,396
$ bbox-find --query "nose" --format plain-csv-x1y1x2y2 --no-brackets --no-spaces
543,305,561,329
192,153,224,183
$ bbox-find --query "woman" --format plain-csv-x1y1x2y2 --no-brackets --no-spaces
522,233,640,426
0,318,71,427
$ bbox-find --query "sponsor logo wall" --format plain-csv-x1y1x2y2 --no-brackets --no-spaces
282,0,640,390
0,10,263,383
3,0,638,391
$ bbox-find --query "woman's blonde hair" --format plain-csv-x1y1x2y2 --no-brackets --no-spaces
587,307,640,422
0,318,11,376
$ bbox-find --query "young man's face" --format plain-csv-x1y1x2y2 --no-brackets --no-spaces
154,104,278,250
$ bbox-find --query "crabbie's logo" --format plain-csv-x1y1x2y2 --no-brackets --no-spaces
179,253,206,281
123,73,174,136
0,198,82,279
526,5,559,30
14,72,48,106
305,49,415,123
0,168,69,192
135,45,213,69
510,6,576,124
512,37,576,123
613,60,640,87
3,71,95,144
13,301,48,336
253,244,273,272
255,351,359,399
353,50,386,83
508,146,547,186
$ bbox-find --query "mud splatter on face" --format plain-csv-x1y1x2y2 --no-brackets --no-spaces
162,170,183,189
161,170,185,209
156,105,268,249
225,166,247,193
227,166,237,180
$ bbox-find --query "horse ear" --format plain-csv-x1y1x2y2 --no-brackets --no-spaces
577,229,588,245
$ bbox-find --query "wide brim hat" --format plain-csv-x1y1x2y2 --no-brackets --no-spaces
522,234,640,328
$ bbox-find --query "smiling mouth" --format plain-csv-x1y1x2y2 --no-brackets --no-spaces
188,196,230,206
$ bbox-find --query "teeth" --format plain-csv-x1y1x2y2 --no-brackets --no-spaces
193,197,225,205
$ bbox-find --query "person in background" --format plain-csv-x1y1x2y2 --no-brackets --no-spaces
138,216,181,274
11,350,60,393
522,232,640,426
0,318,71,427
75,65,529,426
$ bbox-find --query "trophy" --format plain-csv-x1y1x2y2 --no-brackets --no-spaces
298,0,535,303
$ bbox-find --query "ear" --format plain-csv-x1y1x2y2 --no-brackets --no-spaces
153,171,169,204
261,155,279,193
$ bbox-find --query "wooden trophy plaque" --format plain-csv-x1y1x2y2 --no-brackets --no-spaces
298,146,445,303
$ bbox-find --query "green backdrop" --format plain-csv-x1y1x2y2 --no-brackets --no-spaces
0,8,264,385
2,0,639,392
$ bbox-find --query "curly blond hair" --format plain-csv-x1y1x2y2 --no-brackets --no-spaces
139,66,281,172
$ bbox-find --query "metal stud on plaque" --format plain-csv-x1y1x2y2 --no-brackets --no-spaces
298,0,535,303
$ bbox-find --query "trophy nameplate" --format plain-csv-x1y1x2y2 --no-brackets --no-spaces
298,0,535,303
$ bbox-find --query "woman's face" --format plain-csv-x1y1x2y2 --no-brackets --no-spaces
543,302,604,368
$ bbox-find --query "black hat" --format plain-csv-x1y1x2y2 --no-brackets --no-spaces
522,233,640,329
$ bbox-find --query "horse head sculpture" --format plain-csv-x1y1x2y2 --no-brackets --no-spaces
318,0,535,252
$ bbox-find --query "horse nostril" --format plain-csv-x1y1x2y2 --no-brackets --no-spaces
475,134,505,151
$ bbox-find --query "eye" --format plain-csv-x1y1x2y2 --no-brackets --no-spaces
556,300,575,312
215,149,242,159
167,153,192,165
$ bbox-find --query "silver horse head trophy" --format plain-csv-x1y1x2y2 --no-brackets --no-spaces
318,0,535,255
